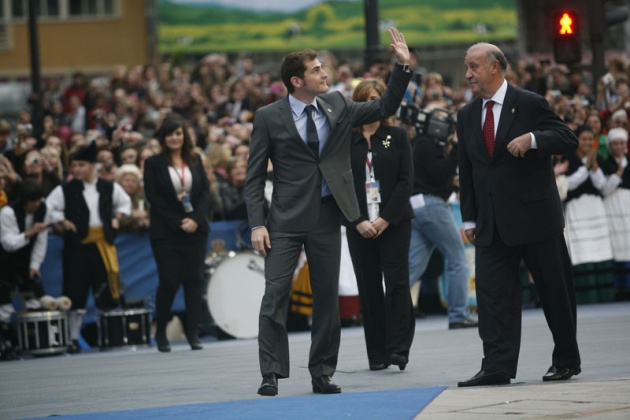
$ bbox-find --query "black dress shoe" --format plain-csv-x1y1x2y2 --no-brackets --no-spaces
542,365,581,382
188,339,203,351
369,362,389,371
312,375,341,394
155,332,170,353
389,353,408,371
458,369,511,387
449,319,479,330
67,339,81,354
257,373,278,396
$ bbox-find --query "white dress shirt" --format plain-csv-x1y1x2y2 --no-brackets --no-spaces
0,205,50,271
46,178,131,225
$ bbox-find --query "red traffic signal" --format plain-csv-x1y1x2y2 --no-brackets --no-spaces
553,9,581,64
557,12,577,37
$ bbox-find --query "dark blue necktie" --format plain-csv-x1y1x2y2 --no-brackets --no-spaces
304,105,320,158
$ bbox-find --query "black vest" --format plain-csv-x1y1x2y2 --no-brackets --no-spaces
565,153,605,203
62,179,116,245
0,201,47,282
603,154,630,191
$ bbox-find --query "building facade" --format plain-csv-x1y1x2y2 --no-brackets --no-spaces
0,0,150,79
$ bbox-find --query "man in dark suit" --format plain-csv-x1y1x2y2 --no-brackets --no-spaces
245,28,412,396
457,43,581,387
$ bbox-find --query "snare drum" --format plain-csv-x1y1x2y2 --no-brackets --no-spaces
17,311,69,356
207,252,265,339
98,309,152,348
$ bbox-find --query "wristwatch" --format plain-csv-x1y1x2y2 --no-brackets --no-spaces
395,60,410,72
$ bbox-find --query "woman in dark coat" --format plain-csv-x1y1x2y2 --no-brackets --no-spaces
344,78,415,371
144,117,211,352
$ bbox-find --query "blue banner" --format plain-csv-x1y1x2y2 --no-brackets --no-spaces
38,221,251,325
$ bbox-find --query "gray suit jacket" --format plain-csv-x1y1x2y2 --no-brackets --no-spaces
246,65,411,233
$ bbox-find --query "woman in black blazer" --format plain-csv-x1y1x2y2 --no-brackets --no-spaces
345,78,415,371
144,117,211,352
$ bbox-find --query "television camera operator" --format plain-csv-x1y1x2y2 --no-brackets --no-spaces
401,104,478,330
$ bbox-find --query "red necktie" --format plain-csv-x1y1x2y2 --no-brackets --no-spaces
483,100,495,158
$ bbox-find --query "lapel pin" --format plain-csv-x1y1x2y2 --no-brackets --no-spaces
327,108,332,113
512,108,515,114
383,135,391,148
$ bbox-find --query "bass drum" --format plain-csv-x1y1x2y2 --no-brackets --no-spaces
207,252,265,339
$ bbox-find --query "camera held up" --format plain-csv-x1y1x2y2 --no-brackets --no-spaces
399,104,456,147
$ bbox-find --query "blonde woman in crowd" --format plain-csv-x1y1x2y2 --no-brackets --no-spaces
206,142,231,188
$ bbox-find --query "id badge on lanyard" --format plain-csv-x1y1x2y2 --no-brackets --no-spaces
176,163,194,213
366,180,381,203
365,153,381,204
365,152,380,222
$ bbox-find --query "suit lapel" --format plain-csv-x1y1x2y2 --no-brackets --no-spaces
316,97,339,158
494,85,517,159
317,97,336,130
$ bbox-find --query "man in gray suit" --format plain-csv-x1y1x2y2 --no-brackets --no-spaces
246,28,412,396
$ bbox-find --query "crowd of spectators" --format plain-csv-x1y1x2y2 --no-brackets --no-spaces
1,50,629,298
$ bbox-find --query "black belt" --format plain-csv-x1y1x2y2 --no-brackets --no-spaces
321,195,335,204
412,192,446,202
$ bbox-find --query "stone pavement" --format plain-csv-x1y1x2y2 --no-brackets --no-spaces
1,302,628,419
420,378,630,419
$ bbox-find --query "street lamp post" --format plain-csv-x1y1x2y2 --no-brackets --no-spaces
28,0,43,142
364,0,381,71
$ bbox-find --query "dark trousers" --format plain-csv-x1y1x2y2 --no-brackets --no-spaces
346,220,415,365
62,243,114,310
151,232,208,343
476,232,581,377
258,198,341,379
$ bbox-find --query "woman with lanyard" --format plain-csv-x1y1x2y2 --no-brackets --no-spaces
343,78,415,371
144,117,211,352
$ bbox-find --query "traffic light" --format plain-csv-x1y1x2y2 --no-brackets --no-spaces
553,9,581,64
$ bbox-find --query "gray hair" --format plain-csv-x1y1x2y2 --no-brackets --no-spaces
468,43,508,73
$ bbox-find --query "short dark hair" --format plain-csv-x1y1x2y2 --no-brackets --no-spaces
280,49,318,94
18,178,43,203
574,125,594,139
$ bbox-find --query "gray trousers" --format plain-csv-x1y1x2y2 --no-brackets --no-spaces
258,198,342,379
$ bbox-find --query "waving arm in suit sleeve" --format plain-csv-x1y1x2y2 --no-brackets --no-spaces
143,156,187,233
343,29,412,130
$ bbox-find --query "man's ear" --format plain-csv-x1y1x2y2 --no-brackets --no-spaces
291,77,302,89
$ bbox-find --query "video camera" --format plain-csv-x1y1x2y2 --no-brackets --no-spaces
399,105,456,147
